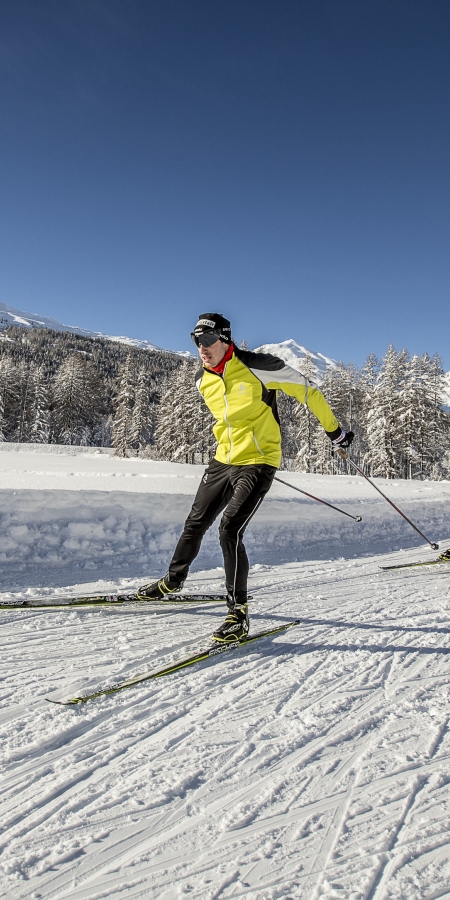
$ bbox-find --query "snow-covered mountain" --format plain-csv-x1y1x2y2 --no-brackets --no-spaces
1,301,448,395
0,301,172,354
0,301,336,374
255,338,337,384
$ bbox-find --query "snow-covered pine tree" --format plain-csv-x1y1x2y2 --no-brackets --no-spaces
155,361,215,463
52,354,102,445
112,355,137,456
0,357,20,441
155,363,189,462
415,353,449,479
364,345,404,478
426,353,450,479
15,362,37,443
291,354,321,472
359,352,378,450
29,365,51,444
312,363,364,474
397,351,424,479
278,392,298,469
129,366,154,453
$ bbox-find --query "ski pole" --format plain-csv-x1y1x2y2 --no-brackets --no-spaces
336,450,439,550
274,476,362,522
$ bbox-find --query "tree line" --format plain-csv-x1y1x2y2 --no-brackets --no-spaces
0,326,448,479
0,326,180,449
277,346,449,480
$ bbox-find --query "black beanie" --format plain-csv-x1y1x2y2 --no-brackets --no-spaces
193,313,232,344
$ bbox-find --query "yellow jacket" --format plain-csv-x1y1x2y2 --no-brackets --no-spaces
196,347,340,468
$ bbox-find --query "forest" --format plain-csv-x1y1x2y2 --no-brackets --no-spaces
0,325,448,479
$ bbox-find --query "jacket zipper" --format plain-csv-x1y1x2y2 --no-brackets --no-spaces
253,433,264,456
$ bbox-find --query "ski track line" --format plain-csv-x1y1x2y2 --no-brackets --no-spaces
0,679,242,845
364,773,431,900
362,705,450,900
1,640,320,872
7,648,392,892
3,576,450,898
302,647,405,899
206,665,402,844
67,640,442,856
83,721,401,900
287,730,377,900
208,652,450,892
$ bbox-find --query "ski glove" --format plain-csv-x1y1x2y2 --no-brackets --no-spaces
332,429,354,449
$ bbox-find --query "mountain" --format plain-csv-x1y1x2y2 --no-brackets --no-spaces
1,302,448,398
0,301,179,354
254,339,337,384
0,302,335,373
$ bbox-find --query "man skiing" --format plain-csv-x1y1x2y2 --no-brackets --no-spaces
138,313,353,642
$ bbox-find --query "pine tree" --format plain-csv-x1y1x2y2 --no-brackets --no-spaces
155,361,215,463
129,366,154,453
278,392,298,469
29,365,51,443
364,345,404,478
0,357,20,441
112,355,137,456
16,362,36,443
416,353,449,479
292,354,321,472
52,354,102,445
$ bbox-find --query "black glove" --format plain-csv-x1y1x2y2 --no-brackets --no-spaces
332,429,354,449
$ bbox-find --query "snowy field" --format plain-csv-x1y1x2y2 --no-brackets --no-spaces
1,444,450,899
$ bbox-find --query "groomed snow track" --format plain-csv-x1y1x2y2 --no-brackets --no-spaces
2,551,450,899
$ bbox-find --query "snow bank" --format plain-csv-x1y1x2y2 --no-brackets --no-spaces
0,445,448,591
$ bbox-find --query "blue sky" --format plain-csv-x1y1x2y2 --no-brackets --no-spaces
1,0,449,367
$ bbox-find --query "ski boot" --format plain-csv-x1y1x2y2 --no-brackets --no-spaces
212,598,249,643
439,549,450,562
136,574,184,600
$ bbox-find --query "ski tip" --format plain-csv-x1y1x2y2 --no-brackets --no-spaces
45,697,83,706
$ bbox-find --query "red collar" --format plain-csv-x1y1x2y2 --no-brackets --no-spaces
206,342,234,375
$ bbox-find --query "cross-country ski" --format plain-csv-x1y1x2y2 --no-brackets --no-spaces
47,620,300,705
0,593,226,610
380,548,450,570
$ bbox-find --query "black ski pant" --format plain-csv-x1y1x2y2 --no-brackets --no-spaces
168,459,276,602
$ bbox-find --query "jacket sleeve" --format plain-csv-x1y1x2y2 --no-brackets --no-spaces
237,349,340,437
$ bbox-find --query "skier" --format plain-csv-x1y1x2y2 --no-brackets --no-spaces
138,313,353,642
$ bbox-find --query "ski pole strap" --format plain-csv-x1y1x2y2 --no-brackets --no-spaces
274,476,362,522
336,450,439,550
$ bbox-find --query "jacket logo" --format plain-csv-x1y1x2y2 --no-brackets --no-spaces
238,383,247,393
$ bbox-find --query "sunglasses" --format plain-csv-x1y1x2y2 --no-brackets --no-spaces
191,331,221,348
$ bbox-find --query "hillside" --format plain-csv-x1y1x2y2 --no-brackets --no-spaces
0,301,169,355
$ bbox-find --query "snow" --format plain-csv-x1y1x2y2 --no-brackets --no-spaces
0,301,339,372
0,301,176,355
254,340,338,383
442,371,450,410
1,443,450,898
